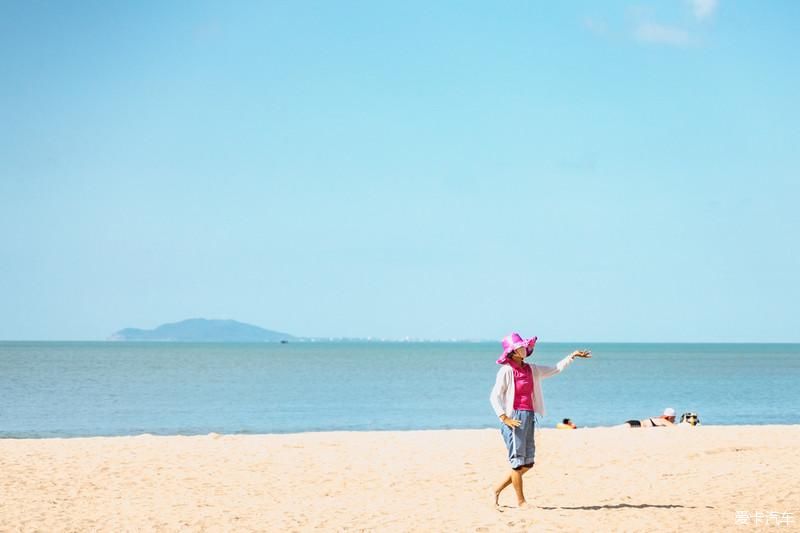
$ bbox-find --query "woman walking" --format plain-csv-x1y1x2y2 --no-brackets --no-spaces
489,332,591,508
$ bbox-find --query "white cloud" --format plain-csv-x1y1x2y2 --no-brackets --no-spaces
687,0,718,20
634,22,691,46
586,2,717,47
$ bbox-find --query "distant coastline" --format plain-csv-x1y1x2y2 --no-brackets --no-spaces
108,318,502,343
109,318,295,343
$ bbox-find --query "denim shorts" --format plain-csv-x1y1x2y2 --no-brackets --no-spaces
500,409,536,469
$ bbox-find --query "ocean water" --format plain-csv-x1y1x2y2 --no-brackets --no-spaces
1,341,798,438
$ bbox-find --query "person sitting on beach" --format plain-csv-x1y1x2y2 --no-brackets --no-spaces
489,332,591,508
622,407,676,428
556,418,577,429
679,412,701,426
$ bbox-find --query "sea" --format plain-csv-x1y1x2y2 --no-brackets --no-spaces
1,341,798,438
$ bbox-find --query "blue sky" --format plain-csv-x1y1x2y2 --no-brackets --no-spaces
1,0,798,341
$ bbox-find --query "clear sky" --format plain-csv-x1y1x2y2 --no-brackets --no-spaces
1,1,798,341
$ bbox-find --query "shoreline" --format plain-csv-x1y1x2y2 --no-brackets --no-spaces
2,425,799,531
4,422,800,441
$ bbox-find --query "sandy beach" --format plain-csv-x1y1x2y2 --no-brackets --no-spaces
1,425,798,532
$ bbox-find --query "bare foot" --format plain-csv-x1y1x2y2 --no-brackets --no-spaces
493,489,501,506
517,500,532,509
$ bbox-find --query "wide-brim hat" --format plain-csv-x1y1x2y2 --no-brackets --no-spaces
496,332,538,365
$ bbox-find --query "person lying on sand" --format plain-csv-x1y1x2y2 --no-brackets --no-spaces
556,418,577,429
621,407,676,428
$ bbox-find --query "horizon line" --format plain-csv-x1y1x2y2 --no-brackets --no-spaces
1,338,799,345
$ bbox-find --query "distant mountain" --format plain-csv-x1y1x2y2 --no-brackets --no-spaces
110,318,295,342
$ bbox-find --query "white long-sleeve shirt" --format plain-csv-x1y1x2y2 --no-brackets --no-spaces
489,354,575,418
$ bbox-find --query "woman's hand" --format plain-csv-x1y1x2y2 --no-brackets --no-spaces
571,350,592,359
500,415,521,428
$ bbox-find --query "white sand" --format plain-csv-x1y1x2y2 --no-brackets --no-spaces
1,426,799,531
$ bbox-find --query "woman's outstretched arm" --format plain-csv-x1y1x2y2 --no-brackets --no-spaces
535,350,591,379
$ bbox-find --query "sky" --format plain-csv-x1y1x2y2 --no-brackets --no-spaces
1,0,798,342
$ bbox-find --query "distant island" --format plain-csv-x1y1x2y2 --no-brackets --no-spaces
110,318,296,343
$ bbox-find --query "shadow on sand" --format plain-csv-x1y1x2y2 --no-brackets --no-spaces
540,503,715,511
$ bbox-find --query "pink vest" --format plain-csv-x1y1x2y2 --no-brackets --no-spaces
509,361,535,410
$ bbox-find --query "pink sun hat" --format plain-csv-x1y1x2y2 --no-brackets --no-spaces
496,332,538,365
